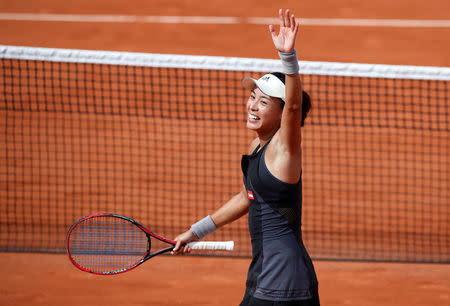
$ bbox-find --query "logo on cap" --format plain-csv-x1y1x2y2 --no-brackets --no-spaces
261,76,270,82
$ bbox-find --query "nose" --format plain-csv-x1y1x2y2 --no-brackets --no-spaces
248,98,258,111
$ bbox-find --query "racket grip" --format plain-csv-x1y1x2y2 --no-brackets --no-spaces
187,241,234,251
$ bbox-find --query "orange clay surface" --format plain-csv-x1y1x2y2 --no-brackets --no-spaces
0,0,449,66
1,253,450,306
1,1,449,305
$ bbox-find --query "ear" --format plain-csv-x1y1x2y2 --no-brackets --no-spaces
277,98,285,110
277,100,284,119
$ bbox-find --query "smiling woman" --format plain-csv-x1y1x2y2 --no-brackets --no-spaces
244,79,285,138
243,72,311,129
172,8,320,306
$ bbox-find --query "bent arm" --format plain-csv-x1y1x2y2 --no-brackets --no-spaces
211,187,250,227
172,187,249,254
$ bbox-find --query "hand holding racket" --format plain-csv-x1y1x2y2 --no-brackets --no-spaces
172,230,199,255
66,213,234,275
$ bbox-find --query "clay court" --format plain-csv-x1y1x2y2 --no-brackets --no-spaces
1,1,450,305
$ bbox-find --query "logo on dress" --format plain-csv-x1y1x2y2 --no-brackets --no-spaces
247,190,254,200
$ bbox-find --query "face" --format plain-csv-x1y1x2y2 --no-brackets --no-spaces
246,88,283,135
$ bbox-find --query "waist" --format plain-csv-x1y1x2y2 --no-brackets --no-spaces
248,202,301,240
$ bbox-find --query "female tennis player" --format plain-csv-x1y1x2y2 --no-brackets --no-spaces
172,8,319,306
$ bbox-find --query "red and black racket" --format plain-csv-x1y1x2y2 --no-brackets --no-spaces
66,213,234,275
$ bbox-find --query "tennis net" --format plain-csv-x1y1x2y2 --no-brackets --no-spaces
1,45,449,262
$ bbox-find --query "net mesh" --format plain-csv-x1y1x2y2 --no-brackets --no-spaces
1,46,449,262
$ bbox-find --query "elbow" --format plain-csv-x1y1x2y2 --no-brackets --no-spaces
285,103,301,113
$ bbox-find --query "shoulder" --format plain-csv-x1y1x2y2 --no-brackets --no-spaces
248,138,260,154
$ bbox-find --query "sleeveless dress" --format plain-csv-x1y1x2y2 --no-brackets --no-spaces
241,142,318,301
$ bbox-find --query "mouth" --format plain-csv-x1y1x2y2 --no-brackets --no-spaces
248,114,260,121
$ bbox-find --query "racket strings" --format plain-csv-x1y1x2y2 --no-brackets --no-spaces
69,216,149,273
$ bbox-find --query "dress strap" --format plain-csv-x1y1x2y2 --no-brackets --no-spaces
251,144,261,155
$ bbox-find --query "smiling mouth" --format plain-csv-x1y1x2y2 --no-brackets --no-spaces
248,114,260,121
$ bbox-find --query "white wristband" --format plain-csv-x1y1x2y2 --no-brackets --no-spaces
278,49,299,75
190,215,217,239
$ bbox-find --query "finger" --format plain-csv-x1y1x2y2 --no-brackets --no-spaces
269,24,276,38
294,19,300,36
290,13,296,31
172,240,182,254
284,9,290,28
180,245,190,255
278,8,284,27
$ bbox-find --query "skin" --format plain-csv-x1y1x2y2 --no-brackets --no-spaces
172,8,302,255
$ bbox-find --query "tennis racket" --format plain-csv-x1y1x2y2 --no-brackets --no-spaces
66,213,234,275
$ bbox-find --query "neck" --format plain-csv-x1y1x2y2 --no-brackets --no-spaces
257,129,277,148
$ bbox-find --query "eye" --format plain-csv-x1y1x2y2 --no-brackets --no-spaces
260,100,268,105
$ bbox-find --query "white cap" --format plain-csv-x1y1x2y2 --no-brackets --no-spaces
242,73,286,102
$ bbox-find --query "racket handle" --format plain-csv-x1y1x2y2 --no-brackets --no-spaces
187,241,234,251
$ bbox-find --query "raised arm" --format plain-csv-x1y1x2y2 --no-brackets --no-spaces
270,9,302,155
265,9,304,184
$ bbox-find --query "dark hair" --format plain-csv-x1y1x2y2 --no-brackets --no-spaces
270,72,311,127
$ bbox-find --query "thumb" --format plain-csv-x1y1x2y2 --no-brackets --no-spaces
172,239,183,254
268,24,276,38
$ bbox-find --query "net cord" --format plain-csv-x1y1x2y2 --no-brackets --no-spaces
1,45,449,80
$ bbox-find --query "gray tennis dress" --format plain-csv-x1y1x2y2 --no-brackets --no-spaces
241,141,318,301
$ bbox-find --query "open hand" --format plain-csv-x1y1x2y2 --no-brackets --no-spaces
269,9,299,53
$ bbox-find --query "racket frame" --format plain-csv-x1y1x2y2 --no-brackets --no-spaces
66,213,181,275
